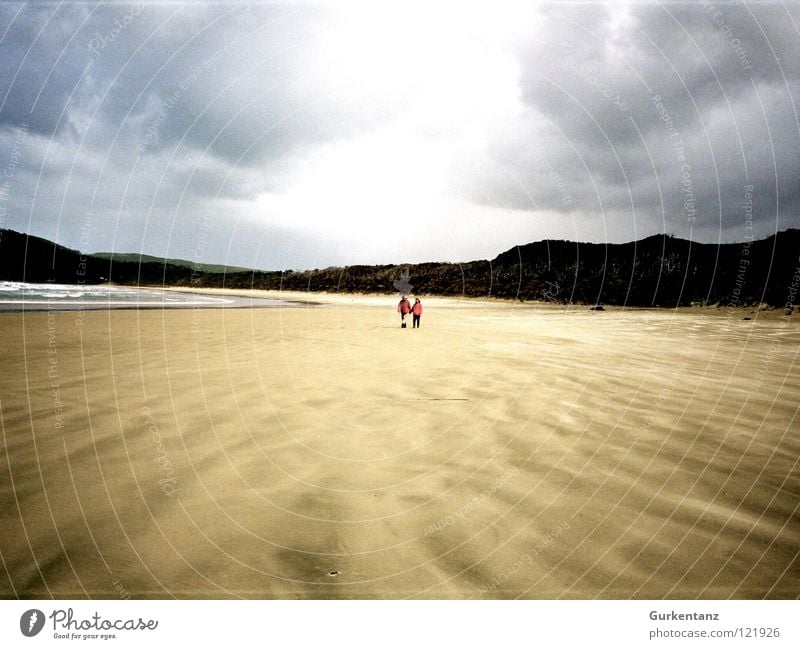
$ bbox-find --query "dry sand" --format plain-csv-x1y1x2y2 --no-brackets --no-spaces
1,294,798,599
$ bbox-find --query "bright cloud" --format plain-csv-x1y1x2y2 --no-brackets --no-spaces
1,1,799,268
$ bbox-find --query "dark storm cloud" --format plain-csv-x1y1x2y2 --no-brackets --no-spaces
1,2,799,267
0,2,350,166
0,1,361,263
467,1,800,241
0,3,91,135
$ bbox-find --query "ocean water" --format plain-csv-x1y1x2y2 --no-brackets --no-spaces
0,281,299,311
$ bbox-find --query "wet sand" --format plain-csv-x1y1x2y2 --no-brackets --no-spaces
1,296,798,598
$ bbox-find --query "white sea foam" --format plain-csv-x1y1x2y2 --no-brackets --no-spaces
0,282,295,310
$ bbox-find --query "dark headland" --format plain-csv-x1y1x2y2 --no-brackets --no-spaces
1,228,798,308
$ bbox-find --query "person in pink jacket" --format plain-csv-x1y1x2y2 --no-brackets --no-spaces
397,295,411,328
411,297,423,328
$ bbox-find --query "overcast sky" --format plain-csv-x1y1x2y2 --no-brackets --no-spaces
1,0,798,270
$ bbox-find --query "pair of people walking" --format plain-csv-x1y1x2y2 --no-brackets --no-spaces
397,295,422,328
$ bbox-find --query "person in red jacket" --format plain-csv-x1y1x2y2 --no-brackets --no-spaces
397,295,411,328
411,297,423,328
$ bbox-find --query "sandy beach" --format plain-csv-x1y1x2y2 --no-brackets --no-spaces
1,295,798,599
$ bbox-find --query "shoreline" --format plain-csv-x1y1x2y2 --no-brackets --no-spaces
0,286,320,313
2,279,795,321
145,285,800,321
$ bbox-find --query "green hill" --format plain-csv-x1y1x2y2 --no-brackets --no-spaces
2,227,798,309
91,252,256,275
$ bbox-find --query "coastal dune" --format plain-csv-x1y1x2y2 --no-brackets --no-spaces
1,296,798,598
